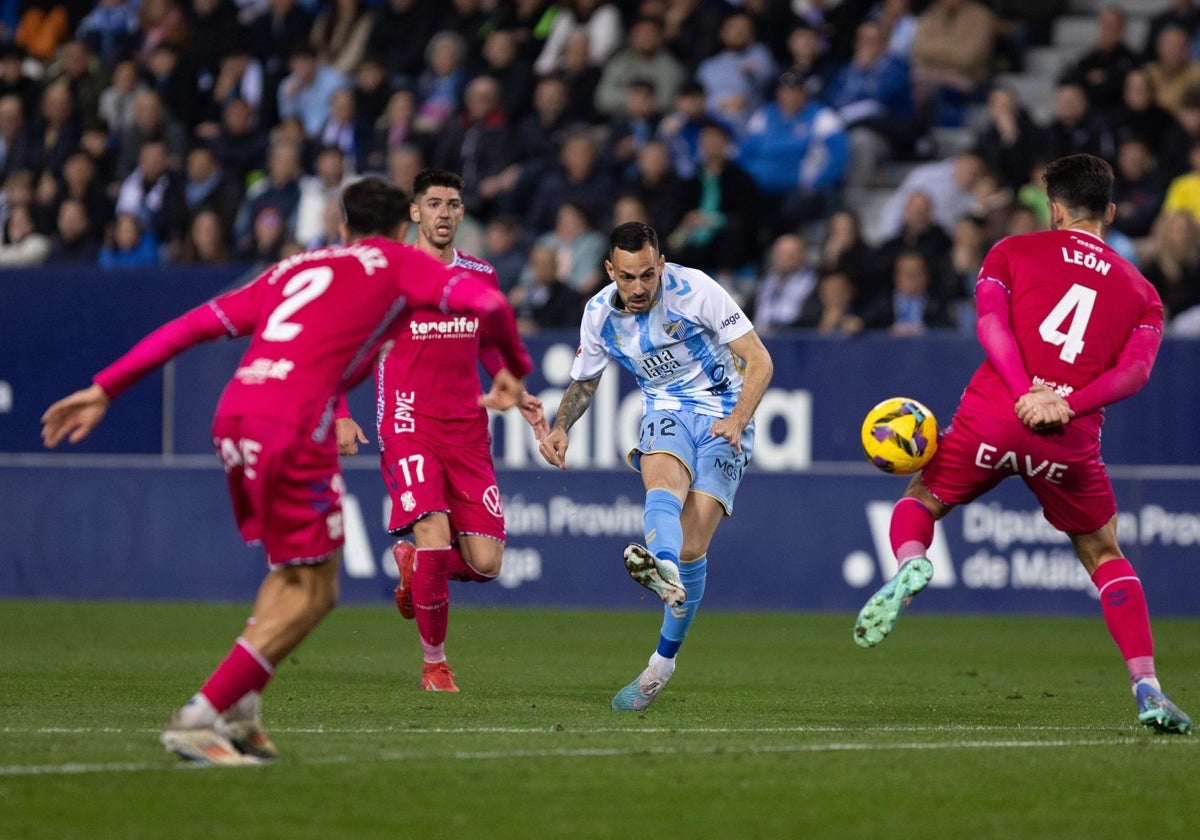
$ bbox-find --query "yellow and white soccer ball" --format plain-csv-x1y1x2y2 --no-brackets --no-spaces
860,397,939,475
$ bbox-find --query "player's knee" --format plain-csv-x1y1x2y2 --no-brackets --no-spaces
469,550,503,576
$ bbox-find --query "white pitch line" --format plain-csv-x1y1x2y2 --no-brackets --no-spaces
1,736,1181,777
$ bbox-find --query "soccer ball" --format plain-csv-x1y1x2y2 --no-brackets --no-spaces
861,397,938,474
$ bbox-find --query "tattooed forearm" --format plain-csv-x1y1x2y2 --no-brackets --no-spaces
553,377,601,432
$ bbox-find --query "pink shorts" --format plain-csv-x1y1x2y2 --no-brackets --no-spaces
379,425,504,541
212,414,344,567
922,409,1115,535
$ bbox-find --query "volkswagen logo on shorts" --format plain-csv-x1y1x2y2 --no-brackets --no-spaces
483,485,503,518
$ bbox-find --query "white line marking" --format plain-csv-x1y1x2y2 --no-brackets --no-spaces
1,736,1190,777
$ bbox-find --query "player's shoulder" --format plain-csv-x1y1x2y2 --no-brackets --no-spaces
661,262,724,303
452,250,496,277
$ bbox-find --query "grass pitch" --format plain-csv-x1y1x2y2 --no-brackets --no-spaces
1,600,1197,839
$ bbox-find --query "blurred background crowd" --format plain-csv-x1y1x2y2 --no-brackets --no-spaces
3,0,1200,337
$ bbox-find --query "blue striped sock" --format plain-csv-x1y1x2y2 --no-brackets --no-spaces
643,488,682,564
657,556,707,659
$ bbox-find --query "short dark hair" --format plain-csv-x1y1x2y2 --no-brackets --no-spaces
340,177,410,238
609,221,659,256
1043,154,1113,219
412,169,464,200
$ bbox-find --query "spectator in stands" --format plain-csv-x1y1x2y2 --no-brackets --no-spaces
97,211,158,267
1062,5,1140,117
877,152,986,243
45,39,106,127
513,241,585,332
608,80,663,179
231,138,303,256
246,0,314,128
873,0,918,60
659,0,722,76
316,88,368,173
737,69,848,234
385,142,424,196
1141,0,1200,61
657,81,734,182
310,0,373,77
366,88,418,173
351,55,390,135
0,45,41,118
478,28,535,122
1162,138,1200,221
46,197,100,263
482,213,528,294
0,202,50,267
208,97,268,189
595,16,685,118
612,192,651,226
749,233,817,336
862,249,954,335
795,269,865,335
1111,137,1168,240
97,59,143,138
909,0,996,128
295,145,346,248
194,40,265,133
873,190,954,302
620,139,686,240
114,138,184,248
1143,24,1200,118
508,75,578,192
179,144,242,241
77,0,140,71
430,74,515,219
413,31,468,136
1043,80,1114,163
26,80,80,180
368,0,437,90
825,19,916,187
529,200,606,296
534,0,622,77
0,94,32,182
113,88,187,182
524,128,615,235
695,12,778,133
439,0,490,59
558,30,604,126
178,206,230,264
235,203,289,265
1143,208,1200,321
60,149,110,238
136,0,190,59
946,214,987,305
277,44,348,139
140,43,195,131
186,0,242,102
818,208,876,289
972,85,1046,192
1110,68,1184,171
671,119,761,290
487,0,558,66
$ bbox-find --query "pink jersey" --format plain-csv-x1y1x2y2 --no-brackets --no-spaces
94,239,530,439
964,228,1164,435
374,250,508,432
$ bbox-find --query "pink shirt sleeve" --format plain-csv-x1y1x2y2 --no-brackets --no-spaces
443,274,532,379
1065,324,1161,416
93,300,243,400
975,263,1031,401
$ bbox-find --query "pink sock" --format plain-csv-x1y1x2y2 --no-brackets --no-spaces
414,547,450,648
446,546,496,583
1091,559,1156,682
199,637,274,714
890,497,935,566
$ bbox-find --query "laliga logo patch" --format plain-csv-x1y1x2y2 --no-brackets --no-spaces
401,491,416,512
483,485,503,518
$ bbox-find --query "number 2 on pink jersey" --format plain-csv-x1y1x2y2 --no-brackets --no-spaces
262,266,335,342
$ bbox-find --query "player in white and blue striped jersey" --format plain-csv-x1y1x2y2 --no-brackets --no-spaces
539,222,774,711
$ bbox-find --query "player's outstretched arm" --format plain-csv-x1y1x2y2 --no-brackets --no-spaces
538,376,601,469
335,417,369,456
41,384,112,448
710,329,773,455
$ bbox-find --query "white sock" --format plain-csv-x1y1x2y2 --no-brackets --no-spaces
1132,676,1162,696
177,693,219,727
648,651,676,679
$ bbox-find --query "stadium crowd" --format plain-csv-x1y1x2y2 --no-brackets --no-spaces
4,0,1200,336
